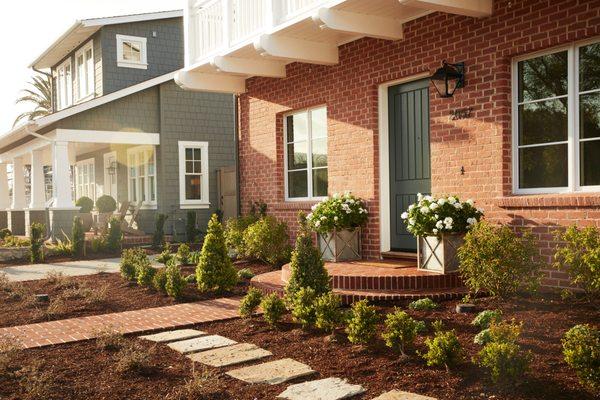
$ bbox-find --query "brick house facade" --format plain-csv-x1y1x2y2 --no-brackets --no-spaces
236,0,600,289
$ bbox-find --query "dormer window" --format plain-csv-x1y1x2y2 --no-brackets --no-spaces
116,34,148,69
55,59,72,110
75,40,94,102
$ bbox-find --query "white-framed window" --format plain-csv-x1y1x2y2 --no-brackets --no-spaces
178,141,209,209
55,58,72,110
127,145,157,207
75,158,96,201
512,39,600,194
116,34,148,69
75,40,95,102
284,106,328,200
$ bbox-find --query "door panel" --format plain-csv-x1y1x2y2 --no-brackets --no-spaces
217,166,238,221
389,79,431,252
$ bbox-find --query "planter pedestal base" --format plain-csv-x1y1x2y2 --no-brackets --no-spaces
417,234,465,274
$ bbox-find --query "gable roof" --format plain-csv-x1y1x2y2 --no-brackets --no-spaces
30,9,183,70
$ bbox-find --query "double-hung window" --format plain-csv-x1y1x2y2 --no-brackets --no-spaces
178,141,209,208
127,146,157,207
513,40,600,193
75,41,94,101
284,106,328,200
75,158,96,201
116,34,148,69
55,59,72,110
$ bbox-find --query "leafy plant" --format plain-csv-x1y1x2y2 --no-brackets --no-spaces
196,214,238,293
422,329,463,371
474,329,492,346
237,268,254,279
185,274,196,284
0,228,12,240
136,257,156,287
96,195,117,213
225,215,258,257
13,74,52,126
408,298,438,311
165,262,187,299
152,268,168,292
152,214,168,250
346,300,379,346
120,248,145,281
90,237,106,253
554,226,600,302
290,287,317,329
314,292,344,334
458,221,542,298
0,235,30,248
243,216,291,266
76,196,94,213
156,247,174,265
186,211,198,243
189,251,201,265
29,223,45,263
239,287,263,318
260,293,286,327
106,216,122,253
71,216,85,258
487,320,523,344
562,324,600,392
177,243,191,265
472,310,503,330
382,309,426,356
306,192,368,234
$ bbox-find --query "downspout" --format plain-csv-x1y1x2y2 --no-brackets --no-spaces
234,94,241,217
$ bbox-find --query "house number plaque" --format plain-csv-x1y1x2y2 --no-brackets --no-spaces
450,107,473,120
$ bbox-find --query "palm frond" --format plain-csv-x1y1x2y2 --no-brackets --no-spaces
13,74,53,127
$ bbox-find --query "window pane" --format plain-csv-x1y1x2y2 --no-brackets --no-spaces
123,41,141,62
186,161,193,174
518,51,568,102
312,138,328,167
194,161,202,174
312,168,328,197
149,176,156,201
580,92,600,139
518,99,568,145
86,49,94,95
580,140,600,186
519,144,568,188
140,177,146,201
185,148,193,160
130,179,137,201
193,148,201,160
185,175,202,200
286,113,308,142
311,107,327,139
579,42,600,92
287,142,308,170
288,170,308,198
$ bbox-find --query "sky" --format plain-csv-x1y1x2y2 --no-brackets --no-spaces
0,0,179,134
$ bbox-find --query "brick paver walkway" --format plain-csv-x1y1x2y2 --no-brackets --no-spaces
0,297,241,349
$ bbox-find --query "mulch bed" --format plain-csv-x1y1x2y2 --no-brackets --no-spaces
1,294,598,400
0,261,273,328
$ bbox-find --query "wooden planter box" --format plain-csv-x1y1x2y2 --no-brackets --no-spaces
318,228,361,262
417,233,465,274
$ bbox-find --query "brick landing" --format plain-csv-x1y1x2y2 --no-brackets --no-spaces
0,297,241,349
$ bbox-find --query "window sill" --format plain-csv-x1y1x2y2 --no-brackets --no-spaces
118,62,148,70
272,201,318,211
74,93,94,104
495,193,600,209
138,204,157,210
180,203,210,210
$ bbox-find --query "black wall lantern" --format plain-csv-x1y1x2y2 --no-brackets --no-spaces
431,61,465,98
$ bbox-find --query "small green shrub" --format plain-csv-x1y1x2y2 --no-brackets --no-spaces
76,196,94,213
472,310,503,330
477,340,530,383
237,268,254,280
346,300,379,346
314,292,343,334
152,214,168,250
189,251,201,265
120,248,146,281
0,228,12,240
225,215,258,256
488,320,522,344
243,216,291,266
554,226,600,302
422,329,463,371
71,216,85,258
156,248,174,265
474,329,492,346
152,268,167,292
135,254,156,287
90,237,106,253
29,223,45,263
96,195,117,213
186,211,198,243
562,324,600,392
408,298,438,311
382,309,426,356
114,342,152,375
458,222,542,298
106,217,122,253
260,293,286,327
177,243,191,265
239,287,263,318
290,287,317,329
165,262,186,299
185,274,196,284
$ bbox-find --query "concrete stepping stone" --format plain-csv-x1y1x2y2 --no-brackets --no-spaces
167,335,237,354
139,329,206,343
227,358,315,385
278,377,366,400
372,390,437,400
188,343,272,367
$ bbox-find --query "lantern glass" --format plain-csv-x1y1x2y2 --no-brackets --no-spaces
431,61,465,98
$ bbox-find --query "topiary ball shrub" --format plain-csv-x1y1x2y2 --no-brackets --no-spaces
458,221,542,298
408,298,438,311
152,268,168,292
260,293,286,327
290,287,317,330
239,287,263,318
314,292,344,335
96,195,117,213
237,268,254,280
422,329,463,372
0,228,12,240
243,216,291,267
472,310,503,330
224,215,258,257
165,262,186,299
562,324,600,393
76,196,94,213
382,308,426,356
346,299,379,346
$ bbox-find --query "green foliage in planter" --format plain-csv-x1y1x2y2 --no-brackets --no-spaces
225,215,258,257
186,211,198,243
239,287,263,318
120,248,146,281
165,261,186,299
76,196,94,213
471,310,503,330
243,216,291,266
554,226,600,302
177,243,191,265
71,216,85,258
457,221,542,298
306,192,368,234
95,195,117,213
562,324,600,392
0,235,30,248
196,214,238,293
29,223,45,263
135,254,156,287
152,214,168,250
106,216,122,253
152,268,167,292
290,287,317,329
408,298,438,311
260,293,286,327
422,328,463,371
237,268,254,280
346,300,379,346
314,292,343,334
285,213,330,299
382,309,426,356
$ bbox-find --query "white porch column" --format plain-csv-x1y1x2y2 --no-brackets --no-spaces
11,157,26,210
29,149,46,209
52,141,74,209
0,164,10,210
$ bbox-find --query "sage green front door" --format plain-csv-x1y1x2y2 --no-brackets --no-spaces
388,79,431,252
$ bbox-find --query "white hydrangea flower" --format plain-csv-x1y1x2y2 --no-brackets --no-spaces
453,202,463,210
478,208,485,214
333,193,340,199
420,206,430,214
311,204,318,211
444,217,453,224
433,228,438,234
448,196,457,204
307,213,313,220
467,217,477,225
429,202,439,211
466,199,474,206
409,218,416,225
401,212,409,220
436,220,444,229
434,214,439,220
315,220,321,227
334,216,339,222
417,193,423,201
424,195,433,201
320,216,326,221
437,198,446,205
408,204,415,211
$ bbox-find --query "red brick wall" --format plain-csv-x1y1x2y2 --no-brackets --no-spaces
238,0,600,288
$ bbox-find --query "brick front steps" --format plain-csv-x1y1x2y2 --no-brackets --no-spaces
251,261,468,304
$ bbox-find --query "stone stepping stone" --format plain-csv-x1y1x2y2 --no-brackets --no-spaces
372,390,437,400
139,329,206,343
277,377,366,400
227,358,315,385
167,335,237,354
188,343,272,367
